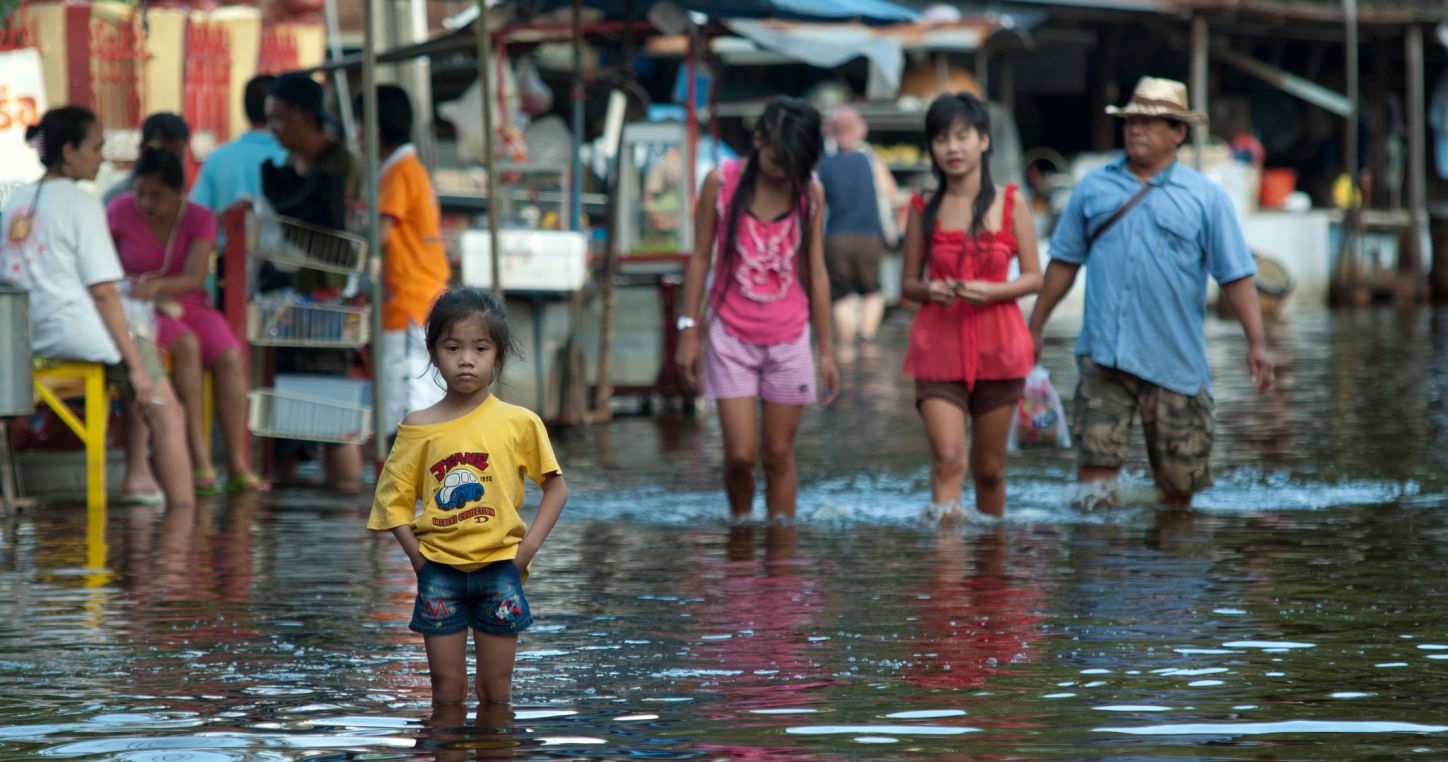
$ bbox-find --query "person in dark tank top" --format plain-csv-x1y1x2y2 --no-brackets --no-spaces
818,106,899,359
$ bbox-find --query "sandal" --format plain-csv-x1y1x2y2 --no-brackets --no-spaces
225,473,271,495
194,470,224,496
118,490,166,506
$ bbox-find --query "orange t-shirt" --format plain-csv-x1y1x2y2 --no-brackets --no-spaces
379,149,450,331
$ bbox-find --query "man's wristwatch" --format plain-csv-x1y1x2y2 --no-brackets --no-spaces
676,315,698,332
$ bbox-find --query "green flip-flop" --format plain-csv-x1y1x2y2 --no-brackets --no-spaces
225,474,271,495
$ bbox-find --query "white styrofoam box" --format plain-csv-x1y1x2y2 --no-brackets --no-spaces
460,229,588,293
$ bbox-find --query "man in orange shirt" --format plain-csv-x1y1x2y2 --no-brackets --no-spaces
359,85,452,435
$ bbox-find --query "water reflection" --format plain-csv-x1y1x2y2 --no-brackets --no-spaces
418,703,524,760
693,525,831,759
906,528,1045,692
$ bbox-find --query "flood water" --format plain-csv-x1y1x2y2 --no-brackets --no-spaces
5,307,1448,760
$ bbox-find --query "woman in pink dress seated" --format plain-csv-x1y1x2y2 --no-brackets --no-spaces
108,146,268,494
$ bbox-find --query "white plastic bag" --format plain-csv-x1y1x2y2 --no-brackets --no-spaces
1008,365,1072,451
438,62,520,165
118,280,157,341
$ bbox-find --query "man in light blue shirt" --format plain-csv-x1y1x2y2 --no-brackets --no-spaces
191,75,289,221
1029,77,1274,510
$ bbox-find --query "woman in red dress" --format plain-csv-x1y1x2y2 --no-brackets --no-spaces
900,93,1043,518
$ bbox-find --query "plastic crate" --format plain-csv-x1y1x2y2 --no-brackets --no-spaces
248,300,370,348
248,388,371,444
274,374,372,407
248,211,368,274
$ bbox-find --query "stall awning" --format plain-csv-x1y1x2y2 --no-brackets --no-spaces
528,0,920,24
304,0,920,75
714,17,1020,98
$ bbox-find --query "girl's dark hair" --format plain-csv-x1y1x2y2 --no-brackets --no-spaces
921,93,995,271
131,145,186,191
713,96,822,306
354,84,414,147
140,112,190,147
424,288,518,380
26,106,99,170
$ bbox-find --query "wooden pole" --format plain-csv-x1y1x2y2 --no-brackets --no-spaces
1332,0,1363,305
364,0,386,466
475,0,502,298
323,0,356,149
686,25,698,199
1190,15,1207,170
1403,22,1428,304
1091,29,1121,152
570,0,584,233
592,1,634,422
562,0,586,426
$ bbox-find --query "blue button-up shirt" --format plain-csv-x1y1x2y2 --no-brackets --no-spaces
1048,156,1255,396
190,130,289,213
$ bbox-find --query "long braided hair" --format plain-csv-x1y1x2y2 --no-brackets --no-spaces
712,96,822,307
919,93,995,276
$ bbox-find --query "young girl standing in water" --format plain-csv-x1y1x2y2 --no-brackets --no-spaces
902,93,1042,519
368,288,568,706
676,96,839,522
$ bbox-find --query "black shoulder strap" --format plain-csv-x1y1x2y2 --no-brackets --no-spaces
1088,183,1155,246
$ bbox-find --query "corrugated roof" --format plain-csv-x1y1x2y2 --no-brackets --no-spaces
1172,0,1447,24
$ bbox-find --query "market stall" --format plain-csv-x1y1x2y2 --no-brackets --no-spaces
301,0,921,428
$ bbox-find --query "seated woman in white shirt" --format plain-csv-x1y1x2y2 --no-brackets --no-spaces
2,106,193,506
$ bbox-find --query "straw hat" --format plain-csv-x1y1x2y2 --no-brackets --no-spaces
1105,77,1207,125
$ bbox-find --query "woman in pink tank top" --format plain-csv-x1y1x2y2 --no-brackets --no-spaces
676,97,838,522
900,93,1043,519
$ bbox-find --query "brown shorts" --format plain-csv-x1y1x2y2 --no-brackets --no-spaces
1071,356,1215,495
825,234,886,301
915,378,1026,416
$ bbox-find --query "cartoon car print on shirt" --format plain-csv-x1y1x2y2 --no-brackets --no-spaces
435,468,485,510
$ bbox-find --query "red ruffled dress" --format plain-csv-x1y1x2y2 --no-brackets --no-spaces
904,185,1034,388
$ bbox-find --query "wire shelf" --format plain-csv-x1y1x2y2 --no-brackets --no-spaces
248,388,371,444
247,300,370,348
248,211,368,274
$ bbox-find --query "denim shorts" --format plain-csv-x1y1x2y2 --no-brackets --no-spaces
410,559,533,637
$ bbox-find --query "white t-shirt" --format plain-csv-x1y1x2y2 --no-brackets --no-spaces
1,178,124,364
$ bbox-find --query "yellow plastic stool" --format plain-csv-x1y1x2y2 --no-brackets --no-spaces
32,362,109,509
159,349,215,466
202,372,213,452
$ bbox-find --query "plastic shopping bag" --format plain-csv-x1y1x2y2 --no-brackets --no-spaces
118,280,157,341
1008,365,1072,451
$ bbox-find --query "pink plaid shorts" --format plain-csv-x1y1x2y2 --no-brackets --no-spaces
702,318,817,405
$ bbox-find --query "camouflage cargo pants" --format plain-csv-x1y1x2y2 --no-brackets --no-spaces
1071,357,1215,495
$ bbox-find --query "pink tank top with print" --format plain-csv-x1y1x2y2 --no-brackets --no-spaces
709,158,813,346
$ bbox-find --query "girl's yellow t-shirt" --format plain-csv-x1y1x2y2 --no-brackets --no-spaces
367,395,561,571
